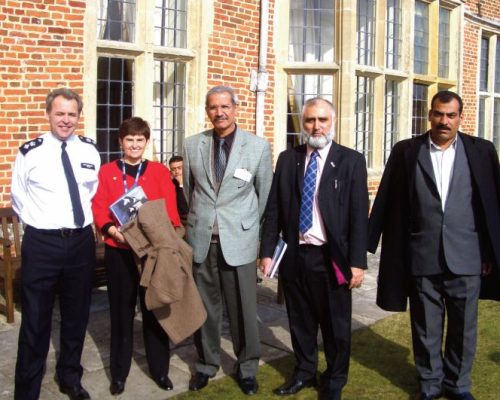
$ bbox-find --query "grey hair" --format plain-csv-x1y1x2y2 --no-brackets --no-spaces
205,85,239,106
46,88,83,115
301,97,336,119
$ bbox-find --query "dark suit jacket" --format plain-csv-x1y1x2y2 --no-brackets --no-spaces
260,142,368,281
368,132,500,311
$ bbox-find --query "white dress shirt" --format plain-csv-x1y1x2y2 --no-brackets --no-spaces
11,132,101,229
429,135,457,211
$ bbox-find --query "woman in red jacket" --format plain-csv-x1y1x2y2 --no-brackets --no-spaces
92,117,180,396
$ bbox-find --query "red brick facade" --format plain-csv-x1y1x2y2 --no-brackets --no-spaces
0,0,497,207
461,1,498,134
205,0,276,147
0,0,85,205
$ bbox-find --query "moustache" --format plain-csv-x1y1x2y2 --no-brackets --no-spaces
436,125,451,131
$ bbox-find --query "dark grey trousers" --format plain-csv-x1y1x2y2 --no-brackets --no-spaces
193,243,260,378
409,273,481,395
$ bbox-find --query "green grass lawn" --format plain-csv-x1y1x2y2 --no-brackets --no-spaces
172,301,500,399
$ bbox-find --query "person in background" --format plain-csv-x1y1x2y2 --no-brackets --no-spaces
168,155,188,220
260,97,368,400
92,117,181,396
183,85,273,395
11,88,101,400
368,91,500,400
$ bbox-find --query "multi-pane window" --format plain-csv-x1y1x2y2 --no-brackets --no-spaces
414,1,429,74
355,76,374,166
494,99,500,153
96,1,189,162
495,43,500,93
154,0,187,47
478,97,486,138
286,74,334,149
97,0,136,42
357,0,375,66
480,37,489,92
438,8,450,78
96,57,134,163
288,0,334,62
152,60,186,163
412,83,428,136
384,80,399,164
386,0,402,70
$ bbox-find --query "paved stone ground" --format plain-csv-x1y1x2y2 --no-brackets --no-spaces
0,251,393,399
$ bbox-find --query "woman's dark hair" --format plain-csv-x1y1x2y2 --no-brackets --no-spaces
118,117,151,140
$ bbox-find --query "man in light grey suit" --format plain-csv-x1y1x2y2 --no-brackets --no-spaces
368,91,500,400
183,86,273,395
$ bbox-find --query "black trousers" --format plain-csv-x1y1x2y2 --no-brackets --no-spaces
281,244,352,389
15,225,95,400
104,245,170,382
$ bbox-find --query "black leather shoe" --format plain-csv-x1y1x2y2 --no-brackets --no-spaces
273,376,317,395
237,375,258,395
110,380,125,395
415,393,439,400
189,372,210,391
59,384,91,400
443,391,475,400
319,384,342,400
155,375,173,391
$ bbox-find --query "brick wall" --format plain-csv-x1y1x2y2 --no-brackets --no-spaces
206,0,276,146
0,0,86,206
461,0,499,135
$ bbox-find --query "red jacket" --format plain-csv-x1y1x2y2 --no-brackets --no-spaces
92,160,180,248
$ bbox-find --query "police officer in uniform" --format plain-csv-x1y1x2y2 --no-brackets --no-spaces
11,88,101,400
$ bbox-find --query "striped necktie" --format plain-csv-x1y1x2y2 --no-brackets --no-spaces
215,137,227,183
299,150,319,234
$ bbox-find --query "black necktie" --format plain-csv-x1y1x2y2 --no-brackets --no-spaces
61,142,85,227
215,138,227,183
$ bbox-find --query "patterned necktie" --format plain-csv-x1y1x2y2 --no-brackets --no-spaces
215,137,227,183
299,150,319,234
61,142,85,227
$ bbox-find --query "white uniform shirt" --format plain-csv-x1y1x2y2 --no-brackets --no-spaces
429,135,457,211
11,132,101,229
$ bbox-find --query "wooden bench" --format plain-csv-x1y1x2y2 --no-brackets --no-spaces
0,207,22,323
0,207,108,323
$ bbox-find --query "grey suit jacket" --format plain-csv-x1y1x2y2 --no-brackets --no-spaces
183,127,273,266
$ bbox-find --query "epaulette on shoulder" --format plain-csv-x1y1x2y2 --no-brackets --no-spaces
78,135,97,147
19,137,43,155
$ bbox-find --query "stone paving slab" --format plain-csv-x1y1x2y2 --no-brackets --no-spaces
0,252,390,399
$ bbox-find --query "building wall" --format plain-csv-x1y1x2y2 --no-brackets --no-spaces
461,0,499,135
0,0,498,208
206,0,276,148
0,1,86,205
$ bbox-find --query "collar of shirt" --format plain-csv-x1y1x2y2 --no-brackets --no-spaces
305,140,332,173
213,125,236,151
428,133,458,152
47,132,78,148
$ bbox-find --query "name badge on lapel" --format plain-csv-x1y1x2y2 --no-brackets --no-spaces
234,168,252,182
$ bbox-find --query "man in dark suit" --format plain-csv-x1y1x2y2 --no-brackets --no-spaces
368,91,500,400
260,97,368,400
168,155,188,221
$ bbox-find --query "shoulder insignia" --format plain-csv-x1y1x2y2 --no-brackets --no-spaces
19,137,43,155
78,135,97,147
